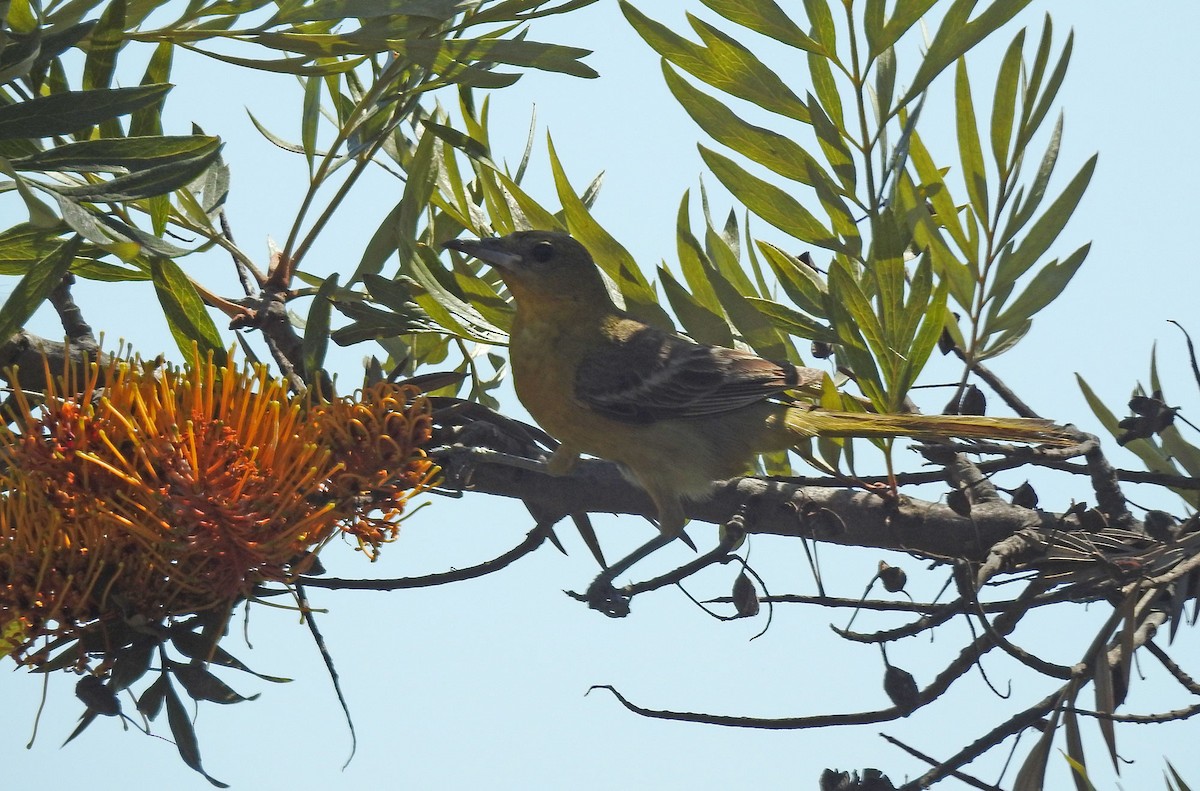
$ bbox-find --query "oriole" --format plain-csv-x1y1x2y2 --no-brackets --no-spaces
445,231,1070,613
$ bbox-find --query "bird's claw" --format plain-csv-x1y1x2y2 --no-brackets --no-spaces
586,576,631,618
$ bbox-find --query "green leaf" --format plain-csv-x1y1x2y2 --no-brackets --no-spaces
675,192,726,317
992,154,1096,294
903,0,1034,103
10,135,221,172
0,235,81,344
150,257,226,362
906,126,969,254
954,58,988,221
745,296,837,344
808,51,843,129
0,160,60,226
806,92,855,193
659,265,733,347
131,41,173,137
0,84,173,139
1012,697,1062,791
896,277,948,398
756,241,827,317
990,30,1024,172
273,0,470,23
405,247,508,344
708,267,786,359
872,0,938,60
301,73,321,171
700,145,841,252
662,62,824,188
989,243,1088,333
801,0,837,55
44,143,222,201
1000,113,1061,247
82,0,126,106
1020,30,1073,151
165,677,230,788
826,259,886,405
698,0,823,53
621,2,809,122
302,273,337,378
170,662,260,705
547,134,671,327
462,0,600,26
391,37,598,79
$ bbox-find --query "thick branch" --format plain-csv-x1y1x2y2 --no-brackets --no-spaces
449,454,1067,564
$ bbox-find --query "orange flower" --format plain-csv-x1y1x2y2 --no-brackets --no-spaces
313,381,439,558
0,350,437,664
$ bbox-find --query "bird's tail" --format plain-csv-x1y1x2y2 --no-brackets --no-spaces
783,407,1075,446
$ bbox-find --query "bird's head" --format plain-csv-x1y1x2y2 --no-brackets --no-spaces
444,231,613,311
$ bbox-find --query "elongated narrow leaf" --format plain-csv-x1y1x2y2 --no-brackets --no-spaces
0,84,172,139
990,30,1024,172
273,0,469,23
131,41,173,137
826,260,886,405
1013,698,1063,791
178,44,368,76
150,257,226,362
698,0,823,53
392,37,598,79
745,297,837,344
1092,649,1119,771
1062,701,1092,791
164,678,229,788
406,248,508,344
708,268,787,359
808,52,843,129
302,274,338,378
801,0,837,55
873,0,938,59
675,192,726,316
992,154,1096,294
301,74,321,171
806,93,855,192
662,63,823,187
0,236,82,343
621,2,809,122
10,135,220,172
955,58,989,220
906,126,969,255
46,145,222,201
903,0,1034,103
1001,113,1062,247
83,0,125,95
755,241,827,317
1020,30,1073,151
659,265,733,347
989,242,1089,334
547,135,671,327
700,146,841,251
896,279,948,398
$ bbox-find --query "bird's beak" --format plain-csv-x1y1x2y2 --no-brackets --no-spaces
443,237,522,272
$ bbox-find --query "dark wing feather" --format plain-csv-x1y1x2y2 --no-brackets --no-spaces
575,324,816,424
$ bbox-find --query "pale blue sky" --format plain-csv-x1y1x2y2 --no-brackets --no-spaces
8,2,1200,789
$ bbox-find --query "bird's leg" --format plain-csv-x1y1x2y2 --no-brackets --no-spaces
585,497,686,618
584,533,677,617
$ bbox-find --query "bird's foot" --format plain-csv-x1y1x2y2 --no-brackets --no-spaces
585,575,631,618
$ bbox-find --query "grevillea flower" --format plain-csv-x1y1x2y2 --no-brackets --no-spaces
0,350,437,664
312,381,439,557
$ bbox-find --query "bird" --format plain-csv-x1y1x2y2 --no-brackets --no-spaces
444,230,1072,615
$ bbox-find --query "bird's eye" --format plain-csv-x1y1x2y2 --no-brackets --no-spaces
531,240,555,263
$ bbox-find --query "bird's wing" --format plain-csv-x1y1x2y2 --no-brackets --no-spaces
574,322,824,424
